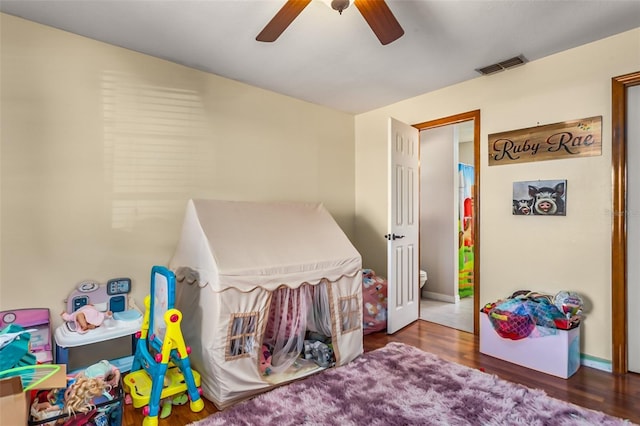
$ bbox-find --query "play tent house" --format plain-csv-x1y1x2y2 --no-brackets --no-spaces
169,199,363,409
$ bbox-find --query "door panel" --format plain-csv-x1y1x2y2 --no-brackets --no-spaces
387,117,419,333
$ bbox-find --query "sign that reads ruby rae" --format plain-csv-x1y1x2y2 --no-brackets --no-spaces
488,116,602,166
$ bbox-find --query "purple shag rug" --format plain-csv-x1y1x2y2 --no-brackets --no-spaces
190,342,634,426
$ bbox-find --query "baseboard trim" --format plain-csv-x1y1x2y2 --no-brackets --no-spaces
580,354,612,372
421,291,458,303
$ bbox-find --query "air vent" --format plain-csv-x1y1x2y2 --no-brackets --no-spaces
475,55,527,75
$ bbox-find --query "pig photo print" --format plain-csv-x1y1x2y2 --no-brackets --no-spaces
512,179,567,216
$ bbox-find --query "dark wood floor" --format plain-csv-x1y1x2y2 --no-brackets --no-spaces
122,320,640,425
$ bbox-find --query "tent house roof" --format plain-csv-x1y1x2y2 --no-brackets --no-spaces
170,199,361,292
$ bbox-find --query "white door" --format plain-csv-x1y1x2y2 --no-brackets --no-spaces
628,85,640,373
387,117,420,333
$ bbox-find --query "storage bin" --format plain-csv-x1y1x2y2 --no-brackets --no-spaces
480,312,580,378
28,378,123,426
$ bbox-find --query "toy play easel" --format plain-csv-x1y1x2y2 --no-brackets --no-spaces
123,266,204,426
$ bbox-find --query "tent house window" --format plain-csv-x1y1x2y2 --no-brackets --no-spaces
227,312,258,359
339,296,360,333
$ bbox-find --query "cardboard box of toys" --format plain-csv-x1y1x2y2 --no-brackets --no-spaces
0,364,67,425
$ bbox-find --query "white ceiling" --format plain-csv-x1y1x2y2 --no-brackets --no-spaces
1,0,639,114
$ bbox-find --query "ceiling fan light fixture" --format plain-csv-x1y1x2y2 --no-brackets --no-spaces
320,0,353,14
331,0,352,14
257,0,403,45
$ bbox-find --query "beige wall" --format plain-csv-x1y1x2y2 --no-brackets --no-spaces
0,14,355,327
355,27,640,361
2,11,638,364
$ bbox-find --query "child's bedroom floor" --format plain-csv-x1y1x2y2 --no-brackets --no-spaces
122,320,640,425
420,297,473,332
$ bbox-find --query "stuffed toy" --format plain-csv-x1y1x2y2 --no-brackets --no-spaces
303,340,334,368
259,344,272,376
160,393,188,419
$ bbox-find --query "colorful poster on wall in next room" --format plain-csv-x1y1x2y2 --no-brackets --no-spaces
488,116,602,166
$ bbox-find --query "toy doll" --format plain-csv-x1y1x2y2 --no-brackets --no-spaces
61,305,112,334
81,359,121,389
64,376,108,414
30,388,66,422
30,373,111,422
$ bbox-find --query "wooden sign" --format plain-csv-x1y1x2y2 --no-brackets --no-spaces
488,116,602,166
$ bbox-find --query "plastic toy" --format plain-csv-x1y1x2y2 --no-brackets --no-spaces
61,305,113,334
54,283,143,372
0,364,61,391
1,308,53,364
65,278,132,315
0,325,37,370
122,266,204,426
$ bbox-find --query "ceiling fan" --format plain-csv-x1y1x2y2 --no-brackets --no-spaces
256,0,404,45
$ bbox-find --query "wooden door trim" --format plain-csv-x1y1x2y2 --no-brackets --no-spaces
413,110,481,335
612,71,640,374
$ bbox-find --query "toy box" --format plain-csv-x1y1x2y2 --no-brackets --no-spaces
0,364,67,425
27,377,124,426
480,312,580,378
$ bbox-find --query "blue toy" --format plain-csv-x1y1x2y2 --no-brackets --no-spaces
122,266,204,426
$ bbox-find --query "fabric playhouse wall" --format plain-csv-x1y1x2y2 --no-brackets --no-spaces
169,199,363,409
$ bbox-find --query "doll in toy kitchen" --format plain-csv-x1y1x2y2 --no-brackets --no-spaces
55,278,142,372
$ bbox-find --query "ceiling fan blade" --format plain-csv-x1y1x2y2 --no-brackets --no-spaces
354,0,404,45
256,0,312,42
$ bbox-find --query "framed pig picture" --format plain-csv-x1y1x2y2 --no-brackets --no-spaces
512,179,566,216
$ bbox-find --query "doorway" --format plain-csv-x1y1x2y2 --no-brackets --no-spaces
611,71,640,374
413,111,480,334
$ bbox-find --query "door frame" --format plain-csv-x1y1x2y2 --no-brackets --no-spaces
611,71,640,374
413,110,481,334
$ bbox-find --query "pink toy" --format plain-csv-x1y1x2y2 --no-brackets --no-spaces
259,345,272,376
61,305,112,334
0,308,53,363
